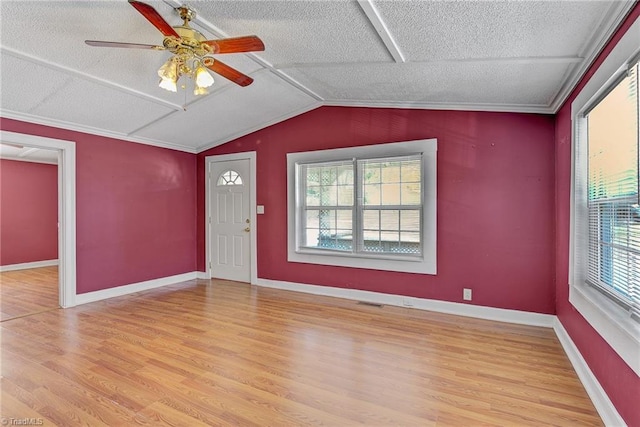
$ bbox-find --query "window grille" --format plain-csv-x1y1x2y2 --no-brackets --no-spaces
217,170,243,186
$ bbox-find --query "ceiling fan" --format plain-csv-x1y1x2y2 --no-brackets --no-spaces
85,0,264,94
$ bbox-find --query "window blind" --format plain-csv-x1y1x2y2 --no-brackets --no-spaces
586,62,640,320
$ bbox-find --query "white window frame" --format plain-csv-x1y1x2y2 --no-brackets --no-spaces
287,139,437,275
569,18,640,375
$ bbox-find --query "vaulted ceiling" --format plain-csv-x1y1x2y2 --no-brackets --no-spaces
0,0,635,154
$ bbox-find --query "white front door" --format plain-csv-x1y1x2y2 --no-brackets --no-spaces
209,159,251,282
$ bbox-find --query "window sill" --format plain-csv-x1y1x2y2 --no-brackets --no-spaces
297,247,423,263
569,282,640,375
289,249,436,274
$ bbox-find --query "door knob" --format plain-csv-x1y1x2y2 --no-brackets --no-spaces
244,227,250,232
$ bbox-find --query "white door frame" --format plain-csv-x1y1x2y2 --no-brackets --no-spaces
205,152,257,284
1,131,76,308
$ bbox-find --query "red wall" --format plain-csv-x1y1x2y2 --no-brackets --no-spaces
0,118,198,294
554,4,639,426
198,107,556,314
0,159,58,266
1,6,636,418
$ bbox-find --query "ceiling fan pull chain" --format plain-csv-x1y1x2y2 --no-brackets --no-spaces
183,83,187,111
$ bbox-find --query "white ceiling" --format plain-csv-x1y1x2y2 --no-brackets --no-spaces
0,0,635,154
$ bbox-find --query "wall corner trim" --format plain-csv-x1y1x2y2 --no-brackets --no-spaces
196,271,209,280
256,278,555,327
553,318,626,427
0,259,59,272
74,272,199,306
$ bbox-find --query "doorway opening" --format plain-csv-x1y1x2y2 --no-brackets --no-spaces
0,131,76,310
0,145,58,320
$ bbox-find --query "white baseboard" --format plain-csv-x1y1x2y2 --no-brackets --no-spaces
0,259,59,272
196,271,210,280
256,278,555,327
553,319,625,427
256,278,627,424
75,271,198,305
69,272,623,425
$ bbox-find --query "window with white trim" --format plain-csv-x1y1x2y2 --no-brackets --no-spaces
585,61,639,318
570,19,640,375
287,139,437,274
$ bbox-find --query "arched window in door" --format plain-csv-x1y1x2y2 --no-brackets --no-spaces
217,170,243,186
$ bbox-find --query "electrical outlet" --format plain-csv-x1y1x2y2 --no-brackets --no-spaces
463,288,472,301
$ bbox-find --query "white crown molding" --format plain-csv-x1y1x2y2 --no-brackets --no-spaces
196,101,322,153
275,56,584,70
322,99,553,114
549,0,636,112
257,278,555,327
0,109,197,154
553,319,625,426
0,259,58,272
75,271,198,306
2,0,633,153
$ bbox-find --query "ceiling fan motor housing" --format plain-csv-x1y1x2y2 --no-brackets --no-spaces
163,25,212,57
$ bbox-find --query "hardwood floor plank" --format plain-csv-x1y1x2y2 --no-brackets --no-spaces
0,272,603,426
1,387,52,426
0,267,58,322
137,400,213,427
1,379,48,417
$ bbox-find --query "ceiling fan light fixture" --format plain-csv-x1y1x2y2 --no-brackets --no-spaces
86,1,264,90
159,76,178,92
157,58,179,92
195,64,214,88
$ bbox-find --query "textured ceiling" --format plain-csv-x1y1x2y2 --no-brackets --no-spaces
0,0,635,153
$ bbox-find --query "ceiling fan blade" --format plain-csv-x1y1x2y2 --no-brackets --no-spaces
203,35,265,54
85,40,165,50
204,58,254,87
128,0,180,38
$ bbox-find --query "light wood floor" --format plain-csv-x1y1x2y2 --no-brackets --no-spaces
0,266,59,322
1,273,602,426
